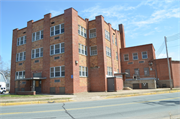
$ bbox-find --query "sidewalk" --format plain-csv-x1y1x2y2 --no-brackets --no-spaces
0,88,180,106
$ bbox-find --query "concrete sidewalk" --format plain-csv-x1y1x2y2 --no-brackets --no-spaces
1,88,179,102
0,88,180,106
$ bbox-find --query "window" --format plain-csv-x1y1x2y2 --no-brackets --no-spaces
116,52,118,60
15,71,25,79
50,66,65,78
17,36,26,46
142,51,148,59
117,69,119,73
50,43,64,55
78,25,87,38
107,67,112,76
124,54,129,61
79,66,88,77
79,43,87,56
115,38,117,46
89,29,96,38
32,30,43,42
90,46,97,56
134,68,139,76
125,69,130,77
133,53,138,60
112,35,114,43
144,67,149,76
50,23,64,36
105,30,110,41
55,79,60,83
16,52,26,62
31,48,43,59
106,47,111,57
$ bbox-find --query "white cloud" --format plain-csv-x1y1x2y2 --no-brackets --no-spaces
50,10,63,17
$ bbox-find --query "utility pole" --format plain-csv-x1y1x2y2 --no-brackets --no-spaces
164,36,172,90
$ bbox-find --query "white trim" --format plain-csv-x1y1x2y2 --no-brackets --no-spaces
89,28,96,38
50,65,65,78
124,54,129,61
142,51,148,59
90,46,97,56
16,51,26,62
50,42,64,56
17,35,26,46
15,70,25,80
132,52,138,60
50,23,64,37
31,47,43,59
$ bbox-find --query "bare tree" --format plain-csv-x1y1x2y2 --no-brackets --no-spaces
0,56,11,79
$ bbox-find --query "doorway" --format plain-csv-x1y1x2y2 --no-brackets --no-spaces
35,80,41,93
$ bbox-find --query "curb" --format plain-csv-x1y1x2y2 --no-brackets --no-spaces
0,99,74,106
104,90,180,99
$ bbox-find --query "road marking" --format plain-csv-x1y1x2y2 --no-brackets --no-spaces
1,97,180,116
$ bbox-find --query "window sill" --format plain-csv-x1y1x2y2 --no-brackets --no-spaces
90,54,97,56
31,56,43,59
17,44,26,47
89,37,96,39
16,60,25,62
78,34,87,39
50,76,65,79
80,76,88,78
50,52,64,56
32,38,43,42
79,53,88,56
50,33,64,37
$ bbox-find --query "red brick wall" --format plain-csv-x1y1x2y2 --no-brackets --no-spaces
42,13,51,93
120,44,156,80
64,8,80,94
171,61,180,87
114,77,123,91
10,29,18,93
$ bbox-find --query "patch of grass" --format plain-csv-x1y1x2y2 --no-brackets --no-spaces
0,94,52,98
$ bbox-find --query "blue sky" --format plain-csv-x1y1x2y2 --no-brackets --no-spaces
0,0,180,66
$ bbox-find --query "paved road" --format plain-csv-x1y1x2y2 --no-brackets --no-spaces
0,92,180,119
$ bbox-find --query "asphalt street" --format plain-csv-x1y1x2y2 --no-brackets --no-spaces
0,92,180,119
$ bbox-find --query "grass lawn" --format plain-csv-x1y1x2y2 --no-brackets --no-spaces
0,94,52,98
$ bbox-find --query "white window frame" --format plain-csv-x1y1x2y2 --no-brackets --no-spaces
106,47,111,57
50,66,65,78
116,52,118,60
15,71,25,80
32,30,43,42
142,51,148,59
89,28,96,38
50,42,64,56
31,47,43,59
16,52,26,62
50,23,64,37
79,43,87,56
79,66,88,77
105,30,110,41
133,53,138,60
78,25,87,38
107,67,112,76
115,38,117,46
90,46,97,56
124,54,129,61
17,36,26,46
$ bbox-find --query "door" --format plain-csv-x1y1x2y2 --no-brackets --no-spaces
35,80,41,93
107,78,115,92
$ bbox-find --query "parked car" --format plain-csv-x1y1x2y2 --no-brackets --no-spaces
0,71,7,94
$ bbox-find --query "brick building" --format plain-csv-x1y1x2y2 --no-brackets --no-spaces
120,44,180,89
10,8,124,94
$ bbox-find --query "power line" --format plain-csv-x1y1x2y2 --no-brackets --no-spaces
167,33,180,42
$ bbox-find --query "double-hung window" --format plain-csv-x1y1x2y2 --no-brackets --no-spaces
90,46,97,56
50,23,64,36
89,29,96,38
50,66,65,78
15,71,25,79
142,51,148,59
133,53,138,60
144,67,149,76
79,66,88,77
105,30,110,41
115,38,117,46
16,52,26,62
79,43,87,56
17,36,26,46
107,67,112,76
124,54,129,61
112,35,114,43
106,47,111,57
50,43,64,55
78,25,87,38
32,30,43,42
31,48,43,59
